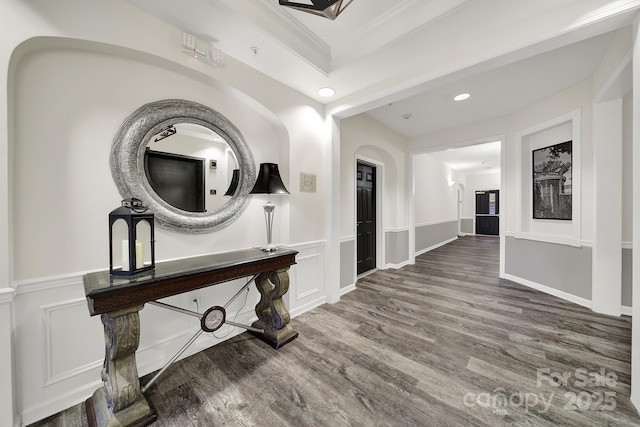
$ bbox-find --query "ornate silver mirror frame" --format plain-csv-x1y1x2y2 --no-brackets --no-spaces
110,99,255,233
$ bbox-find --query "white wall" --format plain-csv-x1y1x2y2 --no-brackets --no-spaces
623,89,633,243
414,153,463,226
1,1,332,424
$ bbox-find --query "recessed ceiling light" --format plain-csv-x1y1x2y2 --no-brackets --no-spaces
402,113,412,120
318,87,335,97
454,93,471,101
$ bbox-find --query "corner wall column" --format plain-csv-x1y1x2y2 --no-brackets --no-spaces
325,115,341,304
592,99,622,316
630,15,640,411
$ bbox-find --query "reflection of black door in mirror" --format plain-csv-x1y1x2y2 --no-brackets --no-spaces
144,149,205,213
475,190,499,235
357,162,376,275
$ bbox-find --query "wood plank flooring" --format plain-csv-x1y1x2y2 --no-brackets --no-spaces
31,236,640,426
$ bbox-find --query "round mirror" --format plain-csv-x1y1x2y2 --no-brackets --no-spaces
110,99,256,233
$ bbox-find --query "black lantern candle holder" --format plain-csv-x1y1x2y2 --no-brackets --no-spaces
109,198,155,275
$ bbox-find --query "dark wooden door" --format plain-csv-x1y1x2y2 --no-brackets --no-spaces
475,190,499,235
357,162,376,275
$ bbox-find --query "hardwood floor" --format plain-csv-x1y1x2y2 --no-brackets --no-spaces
31,236,639,426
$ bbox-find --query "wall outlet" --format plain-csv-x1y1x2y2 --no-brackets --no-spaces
210,189,217,195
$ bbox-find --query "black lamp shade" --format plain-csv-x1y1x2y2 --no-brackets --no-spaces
250,163,290,195
224,169,240,196
109,198,155,276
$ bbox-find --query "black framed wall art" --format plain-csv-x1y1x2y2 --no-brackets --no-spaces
532,140,572,220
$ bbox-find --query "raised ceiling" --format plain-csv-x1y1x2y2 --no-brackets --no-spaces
427,141,502,176
127,0,639,140
367,31,616,138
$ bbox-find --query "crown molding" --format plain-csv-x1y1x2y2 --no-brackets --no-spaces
242,0,469,74
245,0,331,71
330,0,469,71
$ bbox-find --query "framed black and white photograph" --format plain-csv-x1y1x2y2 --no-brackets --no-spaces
532,140,572,220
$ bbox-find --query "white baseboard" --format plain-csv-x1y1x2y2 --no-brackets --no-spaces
503,273,592,308
415,236,457,257
621,306,633,316
289,296,327,318
339,284,356,297
21,379,101,426
384,260,411,269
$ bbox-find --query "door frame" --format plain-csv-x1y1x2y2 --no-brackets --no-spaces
355,155,385,278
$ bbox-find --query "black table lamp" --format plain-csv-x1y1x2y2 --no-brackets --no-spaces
224,169,240,196
250,163,289,252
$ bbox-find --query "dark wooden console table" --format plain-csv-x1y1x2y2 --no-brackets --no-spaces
83,248,298,427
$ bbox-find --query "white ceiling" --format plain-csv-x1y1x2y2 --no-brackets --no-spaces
367,32,616,138
126,0,639,174
427,141,502,175
270,0,470,72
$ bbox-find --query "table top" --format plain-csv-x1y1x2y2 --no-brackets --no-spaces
83,247,297,315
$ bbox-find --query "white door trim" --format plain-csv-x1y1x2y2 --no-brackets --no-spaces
355,155,385,276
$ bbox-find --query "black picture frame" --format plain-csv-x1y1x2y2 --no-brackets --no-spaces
532,140,572,220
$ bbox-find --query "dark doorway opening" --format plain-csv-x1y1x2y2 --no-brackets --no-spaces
475,190,499,235
357,162,376,275
145,149,205,213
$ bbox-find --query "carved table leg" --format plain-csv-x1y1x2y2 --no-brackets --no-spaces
251,268,298,349
86,305,156,427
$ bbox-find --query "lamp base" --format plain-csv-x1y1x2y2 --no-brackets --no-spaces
260,244,278,253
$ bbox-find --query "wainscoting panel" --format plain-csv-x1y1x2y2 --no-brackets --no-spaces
461,218,474,234
622,247,632,309
340,237,355,290
288,241,326,318
415,220,458,255
14,277,104,425
13,242,328,425
385,229,409,268
504,236,592,301
42,298,103,386
0,288,15,427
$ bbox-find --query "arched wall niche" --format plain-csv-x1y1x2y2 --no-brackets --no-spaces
7,36,292,279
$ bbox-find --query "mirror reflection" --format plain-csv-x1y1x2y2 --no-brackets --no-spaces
110,99,255,234
145,123,239,214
